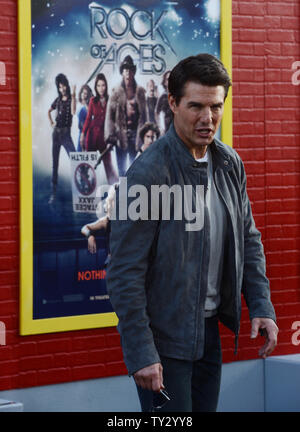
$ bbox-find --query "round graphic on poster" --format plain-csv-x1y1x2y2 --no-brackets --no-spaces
74,163,96,196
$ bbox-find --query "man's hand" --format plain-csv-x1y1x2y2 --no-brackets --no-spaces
251,317,279,359
133,363,164,392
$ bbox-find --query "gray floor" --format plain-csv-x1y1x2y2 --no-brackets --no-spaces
0,356,299,412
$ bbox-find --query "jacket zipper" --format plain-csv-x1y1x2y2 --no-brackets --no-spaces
214,165,240,353
192,168,210,360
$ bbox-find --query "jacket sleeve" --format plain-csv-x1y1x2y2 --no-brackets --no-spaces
106,164,161,375
240,158,276,322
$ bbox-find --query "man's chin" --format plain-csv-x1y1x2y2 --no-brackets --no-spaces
195,138,214,147
194,132,215,146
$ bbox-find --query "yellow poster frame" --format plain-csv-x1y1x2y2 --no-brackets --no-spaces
18,0,232,335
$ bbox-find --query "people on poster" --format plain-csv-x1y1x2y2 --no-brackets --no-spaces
47,73,76,204
31,0,232,326
77,84,93,152
136,122,160,157
46,64,164,208
155,70,173,134
80,73,119,185
104,55,147,177
81,122,160,254
81,183,115,255
145,79,158,124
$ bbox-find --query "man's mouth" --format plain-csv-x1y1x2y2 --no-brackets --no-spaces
195,128,213,137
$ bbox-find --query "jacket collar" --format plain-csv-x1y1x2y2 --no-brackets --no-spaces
166,122,233,172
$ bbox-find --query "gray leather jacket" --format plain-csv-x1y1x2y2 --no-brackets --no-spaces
106,124,276,376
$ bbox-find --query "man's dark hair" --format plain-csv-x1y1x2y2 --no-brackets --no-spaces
139,122,160,142
55,73,71,99
168,53,232,105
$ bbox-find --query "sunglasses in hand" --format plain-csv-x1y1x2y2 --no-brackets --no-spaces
151,389,171,411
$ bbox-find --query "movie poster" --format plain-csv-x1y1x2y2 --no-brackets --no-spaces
21,0,226,332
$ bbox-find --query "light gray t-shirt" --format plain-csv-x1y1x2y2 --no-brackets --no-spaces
196,147,227,315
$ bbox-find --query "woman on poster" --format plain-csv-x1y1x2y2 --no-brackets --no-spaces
48,73,76,204
77,84,93,151
80,73,118,185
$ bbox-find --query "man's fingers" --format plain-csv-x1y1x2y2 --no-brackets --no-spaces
250,319,260,339
259,332,277,358
152,363,164,392
134,363,163,392
251,318,278,359
151,373,161,393
159,364,165,390
258,327,278,358
259,341,270,358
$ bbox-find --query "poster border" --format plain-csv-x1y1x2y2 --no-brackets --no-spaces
18,0,232,335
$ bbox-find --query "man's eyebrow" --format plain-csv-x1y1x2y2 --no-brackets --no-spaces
187,101,224,107
211,102,224,107
187,101,204,107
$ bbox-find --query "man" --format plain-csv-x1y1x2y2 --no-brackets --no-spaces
106,54,278,412
104,55,146,177
48,73,76,203
145,79,158,124
136,122,160,156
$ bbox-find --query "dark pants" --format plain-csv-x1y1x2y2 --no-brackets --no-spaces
136,315,222,412
52,127,75,189
116,131,137,177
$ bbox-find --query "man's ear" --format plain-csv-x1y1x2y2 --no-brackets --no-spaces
168,94,177,114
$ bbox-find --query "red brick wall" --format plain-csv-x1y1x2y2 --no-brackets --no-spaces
0,0,299,390
222,0,300,362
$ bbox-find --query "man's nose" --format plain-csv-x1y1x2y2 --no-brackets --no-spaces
200,108,213,124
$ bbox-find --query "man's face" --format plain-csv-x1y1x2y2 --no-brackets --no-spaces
122,67,134,85
168,82,225,151
143,130,157,150
147,80,155,97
